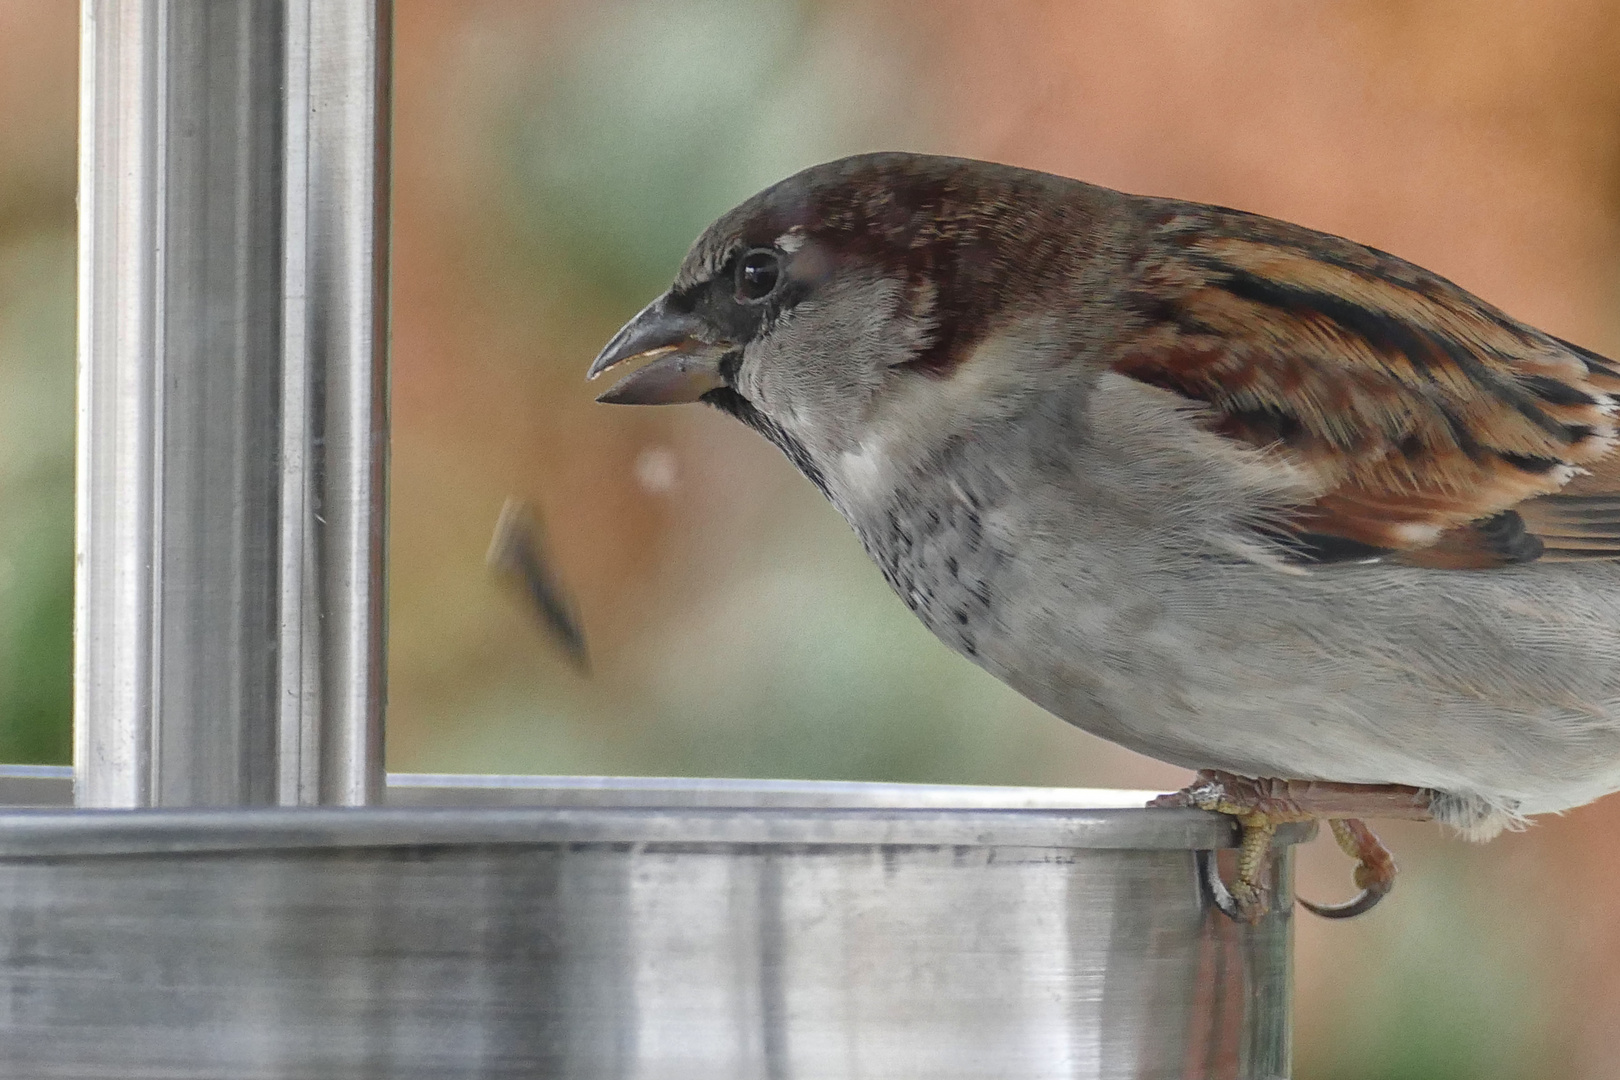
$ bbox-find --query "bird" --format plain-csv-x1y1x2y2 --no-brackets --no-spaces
586,152,1620,921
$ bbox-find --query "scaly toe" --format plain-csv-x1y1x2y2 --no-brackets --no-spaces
1153,776,1411,922
1150,773,1293,921
1231,819,1280,922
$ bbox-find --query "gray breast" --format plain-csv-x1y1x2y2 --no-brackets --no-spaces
852,464,1013,664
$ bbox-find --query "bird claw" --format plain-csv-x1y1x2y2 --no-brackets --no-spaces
1156,772,1411,922
1195,849,1245,921
1295,818,1397,920
1297,885,1388,920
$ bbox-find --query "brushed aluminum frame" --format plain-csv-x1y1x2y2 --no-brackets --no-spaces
73,0,390,808
0,778,1299,1079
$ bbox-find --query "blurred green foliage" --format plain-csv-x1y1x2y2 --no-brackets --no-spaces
1305,859,1554,1080
499,0,920,307
413,504,1092,788
0,230,74,764
395,0,1087,794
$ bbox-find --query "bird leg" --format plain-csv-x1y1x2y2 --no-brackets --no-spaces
1148,771,1434,922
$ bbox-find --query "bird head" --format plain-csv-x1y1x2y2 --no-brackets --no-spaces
587,153,1122,508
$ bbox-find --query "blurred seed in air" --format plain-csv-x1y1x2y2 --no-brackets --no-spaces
487,497,589,672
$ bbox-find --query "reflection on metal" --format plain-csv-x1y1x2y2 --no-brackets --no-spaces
0,764,74,808
277,0,392,807
74,0,390,808
386,772,1174,809
275,0,392,806
0,779,1299,1079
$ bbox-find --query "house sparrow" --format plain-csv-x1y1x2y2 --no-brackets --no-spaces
586,152,1620,921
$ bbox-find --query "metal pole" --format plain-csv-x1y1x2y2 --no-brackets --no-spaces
74,0,390,808
277,0,391,806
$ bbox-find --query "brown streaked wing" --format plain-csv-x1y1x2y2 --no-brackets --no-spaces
1116,203,1620,566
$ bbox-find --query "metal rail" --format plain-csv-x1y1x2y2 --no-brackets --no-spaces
74,0,390,808
0,777,1298,1079
0,765,1185,812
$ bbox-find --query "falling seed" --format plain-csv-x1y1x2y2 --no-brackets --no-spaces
487,497,589,672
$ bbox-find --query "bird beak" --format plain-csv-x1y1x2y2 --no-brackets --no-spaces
587,294,732,405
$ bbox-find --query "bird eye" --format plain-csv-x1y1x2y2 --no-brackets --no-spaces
734,249,781,303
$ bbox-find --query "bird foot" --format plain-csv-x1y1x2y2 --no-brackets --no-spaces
1149,770,1433,922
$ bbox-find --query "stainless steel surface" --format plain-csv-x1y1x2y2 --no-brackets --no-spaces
74,0,390,808
0,804,1264,857
76,0,173,809
384,772,1179,809
0,779,1297,1079
277,0,391,807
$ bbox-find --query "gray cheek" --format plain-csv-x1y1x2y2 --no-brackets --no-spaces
735,353,771,408
748,288,916,407
736,347,814,434
735,318,855,439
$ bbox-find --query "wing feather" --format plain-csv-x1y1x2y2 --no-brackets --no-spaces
1115,202,1620,567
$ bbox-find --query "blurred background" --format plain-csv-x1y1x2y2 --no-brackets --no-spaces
3,1,1620,1075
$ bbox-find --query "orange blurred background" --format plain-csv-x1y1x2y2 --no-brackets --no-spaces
5,2,1620,1075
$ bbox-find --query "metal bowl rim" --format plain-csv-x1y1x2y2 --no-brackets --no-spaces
0,805,1314,859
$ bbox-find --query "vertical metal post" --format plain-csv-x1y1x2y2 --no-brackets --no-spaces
74,0,390,808
278,0,392,807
